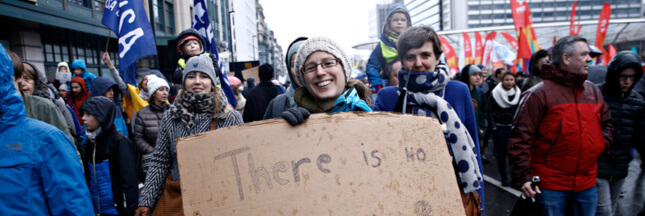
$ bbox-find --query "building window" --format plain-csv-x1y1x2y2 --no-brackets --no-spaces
94,0,105,13
165,2,175,34
68,0,91,7
154,0,165,33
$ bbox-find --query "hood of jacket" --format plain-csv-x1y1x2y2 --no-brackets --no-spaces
540,60,588,88
604,51,643,97
80,96,116,134
0,44,26,132
380,3,411,48
71,76,88,96
23,61,51,99
176,28,205,55
71,59,89,77
90,77,121,99
285,37,308,88
57,62,69,73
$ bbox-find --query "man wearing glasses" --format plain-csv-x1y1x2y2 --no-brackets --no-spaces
595,50,645,216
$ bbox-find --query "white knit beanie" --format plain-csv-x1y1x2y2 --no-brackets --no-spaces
147,76,170,97
294,37,352,87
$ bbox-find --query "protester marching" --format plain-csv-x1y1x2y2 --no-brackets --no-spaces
2,0,645,215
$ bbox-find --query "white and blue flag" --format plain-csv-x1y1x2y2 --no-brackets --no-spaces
102,0,157,85
193,0,237,108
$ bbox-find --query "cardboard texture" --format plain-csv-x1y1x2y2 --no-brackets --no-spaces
241,66,259,81
177,112,464,215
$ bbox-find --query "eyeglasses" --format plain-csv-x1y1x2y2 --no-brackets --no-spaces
302,59,341,74
392,18,407,23
619,74,636,81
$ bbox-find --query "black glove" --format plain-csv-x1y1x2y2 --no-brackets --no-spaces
281,107,311,126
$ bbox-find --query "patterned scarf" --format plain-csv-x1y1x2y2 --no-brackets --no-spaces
170,91,218,127
491,84,521,109
398,65,483,193
294,87,371,114
328,87,372,113
385,30,400,46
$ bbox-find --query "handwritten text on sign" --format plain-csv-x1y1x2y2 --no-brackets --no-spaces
177,112,464,215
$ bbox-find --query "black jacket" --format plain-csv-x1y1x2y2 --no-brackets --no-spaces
597,51,645,180
134,103,167,154
80,97,138,215
243,80,284,123
486,91,518,127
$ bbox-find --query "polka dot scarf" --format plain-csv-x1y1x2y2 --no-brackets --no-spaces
398,64,483,193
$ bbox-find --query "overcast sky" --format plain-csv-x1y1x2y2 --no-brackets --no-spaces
259,0,374,58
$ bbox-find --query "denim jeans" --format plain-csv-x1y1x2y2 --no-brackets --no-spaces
536,186,598,216
597,177,626,216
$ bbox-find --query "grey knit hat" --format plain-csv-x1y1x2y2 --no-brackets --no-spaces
183,54,217,86
294,37,352,87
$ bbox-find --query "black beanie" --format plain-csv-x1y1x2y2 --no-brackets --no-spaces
258,63,274,81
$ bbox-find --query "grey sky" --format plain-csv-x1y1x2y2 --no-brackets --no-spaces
259,0,373,57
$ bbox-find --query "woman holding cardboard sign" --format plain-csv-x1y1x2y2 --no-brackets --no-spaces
135,54,243,216
280,37,372,124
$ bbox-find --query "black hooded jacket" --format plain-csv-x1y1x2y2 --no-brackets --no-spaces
80,96,138,215
597,51,645,180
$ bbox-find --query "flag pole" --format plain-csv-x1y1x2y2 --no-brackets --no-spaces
105,31,112,53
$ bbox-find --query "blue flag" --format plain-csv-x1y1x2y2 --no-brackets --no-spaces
193,0,237,108
102,0,157,85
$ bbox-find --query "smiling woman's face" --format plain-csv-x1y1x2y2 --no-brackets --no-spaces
302,51,346,109
184,72,212,93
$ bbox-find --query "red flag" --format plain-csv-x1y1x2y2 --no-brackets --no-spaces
462,32,473,65
500,32,518,51
596,3,611,64
439,36,459,76
482,32,497,67
604,44,617,66
570,1,582,36
474,32,483,65
511,0,540,59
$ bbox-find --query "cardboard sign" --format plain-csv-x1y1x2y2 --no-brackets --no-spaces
177,112,464,215
241,66,259,81
56,71,71,83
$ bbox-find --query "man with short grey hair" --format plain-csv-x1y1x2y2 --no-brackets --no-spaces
509,36,613,216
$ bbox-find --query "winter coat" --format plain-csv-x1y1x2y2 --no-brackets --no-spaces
67,76,91,125
134,103,167,154
0,44,93,215
509,62,614,191
70,59,96,91
597,51,645,180
24,94,78,154
373,81,486,210
139,108,243,208
243,80,285,122
461,70,487,138
24,61,78,137
242,77,256,98
91,77,129,137
486,86,519,127
365,3,411,87
264,84,298,119
81,97,138,215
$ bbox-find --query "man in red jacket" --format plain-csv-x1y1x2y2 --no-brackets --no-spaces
509,36,613,216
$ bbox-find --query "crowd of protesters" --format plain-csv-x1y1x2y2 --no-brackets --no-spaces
1,4,645,215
